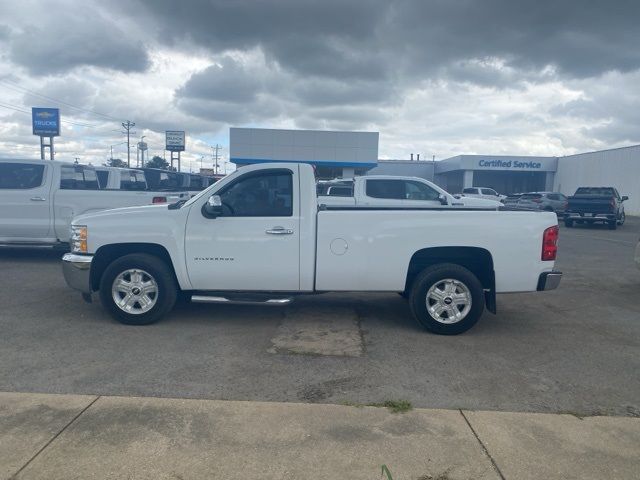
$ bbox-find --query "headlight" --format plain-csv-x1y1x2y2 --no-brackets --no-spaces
70,225,88,253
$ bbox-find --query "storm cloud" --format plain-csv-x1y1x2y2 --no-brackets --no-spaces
0,0,639,167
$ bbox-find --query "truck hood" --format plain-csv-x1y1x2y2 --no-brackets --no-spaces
72,203,169,224
454,197,502,208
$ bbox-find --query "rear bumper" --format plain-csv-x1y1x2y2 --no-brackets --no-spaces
537,271,562,291
565,212,615,221
62,253,93,295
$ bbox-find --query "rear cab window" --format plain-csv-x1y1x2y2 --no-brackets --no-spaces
0,163,45,189
120,170,147,191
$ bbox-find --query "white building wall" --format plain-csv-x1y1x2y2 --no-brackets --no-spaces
554,145,640,215
230,127,378,167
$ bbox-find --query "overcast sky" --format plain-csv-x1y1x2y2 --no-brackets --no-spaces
1,0,639,172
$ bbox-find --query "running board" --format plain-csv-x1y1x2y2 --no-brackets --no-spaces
190,295,293,306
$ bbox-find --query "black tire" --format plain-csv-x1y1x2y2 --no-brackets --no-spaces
409,263,485,335
618,211,626,226
607,220,617,230
99,253,177,325
564,219,574,227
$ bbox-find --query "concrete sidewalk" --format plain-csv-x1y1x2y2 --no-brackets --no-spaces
1,392,638,480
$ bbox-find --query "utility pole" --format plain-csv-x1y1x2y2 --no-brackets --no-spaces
121,120,136,167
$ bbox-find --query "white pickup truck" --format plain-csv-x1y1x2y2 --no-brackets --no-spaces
62,162,561,335
318,176,502,208
0,159,187,246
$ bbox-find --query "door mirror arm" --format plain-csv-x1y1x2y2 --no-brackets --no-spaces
438,194,449,206
202,195,224,219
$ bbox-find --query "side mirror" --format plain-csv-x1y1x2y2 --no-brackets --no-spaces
622,195,629,202
438,194,449,206
202,195,224,218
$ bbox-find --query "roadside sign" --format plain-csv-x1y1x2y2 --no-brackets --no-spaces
166,130,185,152
32,107,60,136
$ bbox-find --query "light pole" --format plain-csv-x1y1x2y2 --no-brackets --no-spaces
109,142,127,164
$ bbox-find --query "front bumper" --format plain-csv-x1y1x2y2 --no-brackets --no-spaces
62,253,93,295
537,271,562,291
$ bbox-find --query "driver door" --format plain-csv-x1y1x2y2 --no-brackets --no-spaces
185,167,300,291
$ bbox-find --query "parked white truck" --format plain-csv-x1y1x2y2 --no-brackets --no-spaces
318,176,502,208
62,162,561,335
0,159,188,246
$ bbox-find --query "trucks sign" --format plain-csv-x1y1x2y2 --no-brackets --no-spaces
32,107,60,136
166,130,185,152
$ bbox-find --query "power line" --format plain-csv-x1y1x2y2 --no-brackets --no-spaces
0,101,100,128
0,79,122,122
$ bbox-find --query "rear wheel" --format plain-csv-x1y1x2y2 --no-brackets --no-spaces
99,254,177,325
618,211,626,226
409,263,485,335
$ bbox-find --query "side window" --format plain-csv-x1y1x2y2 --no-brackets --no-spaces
366,179,405,199
327,186,353,197
60,166,99,190
121,171,147,191
0,163,45,189
96,170,109,189
405,181,441,201
219,171,293,217
462,188,476,194
482,188,498,196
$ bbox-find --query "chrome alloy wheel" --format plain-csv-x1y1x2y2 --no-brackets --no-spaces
425,278,472,324
111,269,158,315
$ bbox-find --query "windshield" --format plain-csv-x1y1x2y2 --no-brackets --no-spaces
575,187,615,195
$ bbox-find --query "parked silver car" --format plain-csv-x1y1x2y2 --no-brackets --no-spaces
516,192,568,214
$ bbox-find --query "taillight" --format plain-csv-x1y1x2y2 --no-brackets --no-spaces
542,225,559,261
610,199,616,210
152,196,167,204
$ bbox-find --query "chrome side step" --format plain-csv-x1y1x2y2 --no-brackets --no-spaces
191,295,293,306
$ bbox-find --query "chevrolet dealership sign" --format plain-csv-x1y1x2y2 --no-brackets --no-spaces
32,107,60,136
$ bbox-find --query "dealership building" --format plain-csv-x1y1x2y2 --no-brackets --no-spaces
230,127,640,215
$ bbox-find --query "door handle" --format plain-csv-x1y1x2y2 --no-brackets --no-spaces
30,196,46,202
266,226,294,235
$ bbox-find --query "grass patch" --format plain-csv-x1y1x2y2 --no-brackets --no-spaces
343,399,413,413
372,400,413,413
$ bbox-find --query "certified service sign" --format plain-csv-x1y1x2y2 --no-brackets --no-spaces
166,130,185,152
32,107,60,136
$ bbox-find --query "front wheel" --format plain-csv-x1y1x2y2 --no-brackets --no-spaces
99,254,177,325
409,263,485,335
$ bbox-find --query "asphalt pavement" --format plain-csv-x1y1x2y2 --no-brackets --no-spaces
1,217,639,416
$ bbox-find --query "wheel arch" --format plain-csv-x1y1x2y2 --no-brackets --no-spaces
91,243,178,292
405,246,496,313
